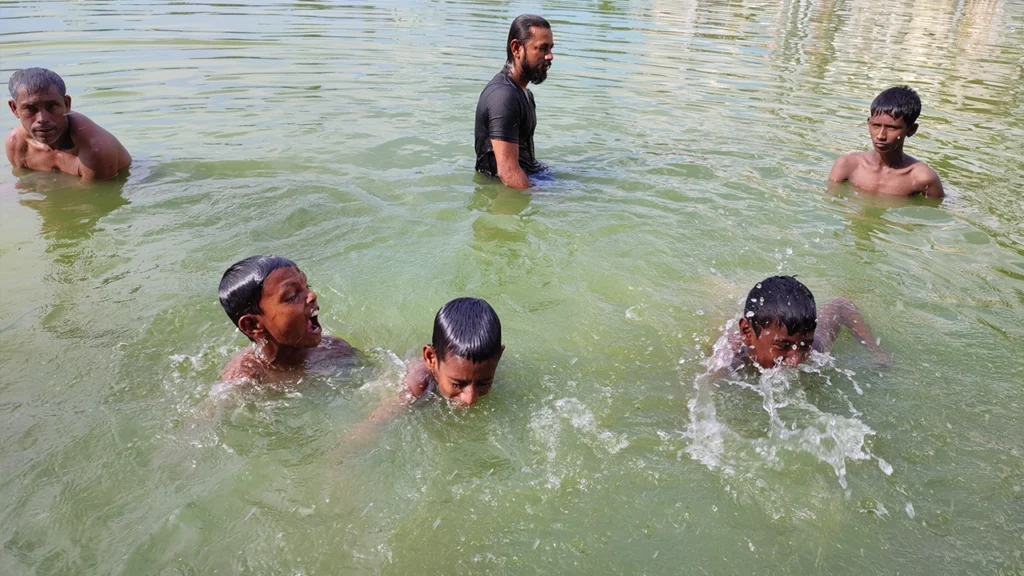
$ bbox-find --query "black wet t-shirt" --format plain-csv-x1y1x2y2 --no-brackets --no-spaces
474,71,542,176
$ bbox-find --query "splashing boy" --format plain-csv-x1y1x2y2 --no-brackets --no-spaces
215,255,357,392
714,275,889,373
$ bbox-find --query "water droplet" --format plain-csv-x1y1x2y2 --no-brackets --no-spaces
905,502,915,519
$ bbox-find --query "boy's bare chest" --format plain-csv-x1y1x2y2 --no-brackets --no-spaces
849,165,920,196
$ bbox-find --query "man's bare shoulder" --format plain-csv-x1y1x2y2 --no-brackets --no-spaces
5,126,28,165
67,112,117,146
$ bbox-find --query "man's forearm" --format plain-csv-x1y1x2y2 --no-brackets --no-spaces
500,166,531,189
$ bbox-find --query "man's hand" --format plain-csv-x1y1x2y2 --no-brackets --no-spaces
491,139,531,189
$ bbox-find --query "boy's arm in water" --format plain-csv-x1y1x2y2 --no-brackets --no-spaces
330,359,431,462
814,297,890,362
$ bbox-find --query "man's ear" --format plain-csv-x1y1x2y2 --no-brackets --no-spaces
496,344,506,360
423,345,439,372
739,318,757,347
64,95,72,111
238,314,262,340
510,38,523,60
906,123,918,138
8,100,17,117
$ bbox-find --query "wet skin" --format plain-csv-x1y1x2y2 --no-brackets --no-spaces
828,112,944,198
6,85,131,181
739,320,814,369
220,266,356,385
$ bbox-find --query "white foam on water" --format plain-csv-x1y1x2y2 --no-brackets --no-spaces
683,330,884,489
529,396,630,491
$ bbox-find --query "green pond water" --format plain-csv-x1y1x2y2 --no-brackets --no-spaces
2,0,1024,573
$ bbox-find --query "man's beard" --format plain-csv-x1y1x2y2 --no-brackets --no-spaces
520,54,549,85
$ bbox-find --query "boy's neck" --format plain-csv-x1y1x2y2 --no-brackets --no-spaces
256,340,311,368
873,145,907,168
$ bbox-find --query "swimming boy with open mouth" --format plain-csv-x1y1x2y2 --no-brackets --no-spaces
215,255,357,393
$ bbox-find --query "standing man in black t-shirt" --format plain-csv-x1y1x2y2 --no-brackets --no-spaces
474,14,554,189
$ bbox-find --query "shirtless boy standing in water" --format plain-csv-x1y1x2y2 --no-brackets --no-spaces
829,86,944,198
6,68,131,181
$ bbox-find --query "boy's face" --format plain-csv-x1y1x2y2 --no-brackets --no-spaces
739,319,813,369
239,266,322,349
424,345,504,407
867,112,917,154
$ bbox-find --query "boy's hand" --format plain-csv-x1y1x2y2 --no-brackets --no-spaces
872,347,892,365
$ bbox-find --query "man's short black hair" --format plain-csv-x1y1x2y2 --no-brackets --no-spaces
870,85,921,125
505,14,551,66
8,68,66,100
432,297,502,363
219,255,297,338
743,276,817,337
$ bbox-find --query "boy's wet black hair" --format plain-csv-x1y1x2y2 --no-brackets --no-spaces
870,85,921,125
743,276,817,337
219,255,298,338
8,68,66,100
432,297,502,363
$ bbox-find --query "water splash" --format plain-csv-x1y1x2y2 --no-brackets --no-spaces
684,330,884,489
529,397,630,491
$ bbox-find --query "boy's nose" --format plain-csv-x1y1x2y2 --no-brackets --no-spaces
307,289,317,304
460,386,479,406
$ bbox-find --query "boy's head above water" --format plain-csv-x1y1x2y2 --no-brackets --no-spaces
738,276,817,369
423,297,504,407
218,255,322,349
868,85,921,153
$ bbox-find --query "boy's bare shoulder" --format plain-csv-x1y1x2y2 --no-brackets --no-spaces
828,151,871,181
221,347,266,382
319,335,359,357
907,156,944,197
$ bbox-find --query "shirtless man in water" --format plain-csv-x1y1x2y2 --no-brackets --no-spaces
6,68,130,181
829,86,944,198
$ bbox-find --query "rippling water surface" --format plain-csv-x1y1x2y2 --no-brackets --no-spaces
2,0,1023,573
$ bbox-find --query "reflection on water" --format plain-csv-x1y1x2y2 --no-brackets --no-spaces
2,0,1024,574
16,172,130,254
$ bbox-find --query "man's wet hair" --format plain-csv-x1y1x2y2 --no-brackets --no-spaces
432,297,502,363
505,14,551,67
870,85,921,125
743,276,817,337
8,68,66,100
219,255,298,338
